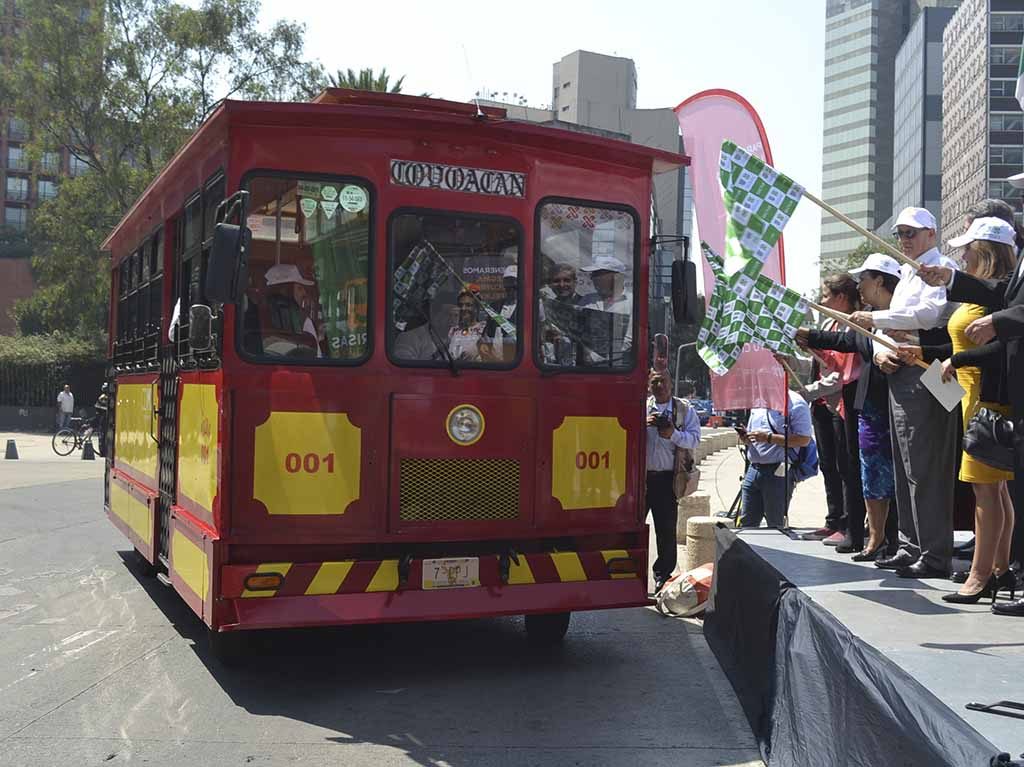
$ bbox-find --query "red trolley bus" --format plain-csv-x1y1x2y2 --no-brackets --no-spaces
101,90,688,655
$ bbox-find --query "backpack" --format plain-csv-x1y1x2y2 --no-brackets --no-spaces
767,411,819,483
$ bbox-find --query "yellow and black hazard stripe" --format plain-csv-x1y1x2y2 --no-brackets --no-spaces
224,549,641,598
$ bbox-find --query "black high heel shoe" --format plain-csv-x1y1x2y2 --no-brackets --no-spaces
852,545,883,562
995,570,1017,601
942,575,997,605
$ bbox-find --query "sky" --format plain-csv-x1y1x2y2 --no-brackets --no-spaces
259,0,827,297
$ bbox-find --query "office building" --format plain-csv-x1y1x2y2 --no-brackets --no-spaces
892,6,959,235
820,0,914,272
941,0,1024,246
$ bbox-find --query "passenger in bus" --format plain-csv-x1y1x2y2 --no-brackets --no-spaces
580,255,633,365
258,263,323,358
447,287,485,362
539,263,582,365
393,300,442,361
479,263,519,363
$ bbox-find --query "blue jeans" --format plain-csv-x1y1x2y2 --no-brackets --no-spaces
57,412,71,430
739,463,794,528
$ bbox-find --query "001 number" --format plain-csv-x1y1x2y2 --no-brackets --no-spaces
575,450,610,470
284,452,336,474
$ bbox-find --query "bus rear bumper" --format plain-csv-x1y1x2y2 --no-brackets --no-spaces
220,579,650,631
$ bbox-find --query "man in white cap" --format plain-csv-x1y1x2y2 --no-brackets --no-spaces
580,254,633,366
263,262,322,357
847,207,960,579
919,214,1024,612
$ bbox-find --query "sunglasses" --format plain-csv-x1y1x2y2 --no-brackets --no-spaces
895,228,920,240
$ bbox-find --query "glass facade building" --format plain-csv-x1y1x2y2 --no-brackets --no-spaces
820,0,912,272
941,0,1024,248
892,6,957,237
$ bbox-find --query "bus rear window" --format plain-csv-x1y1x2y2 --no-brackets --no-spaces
240,175,371,363
536,202,637,370
388,212,521,368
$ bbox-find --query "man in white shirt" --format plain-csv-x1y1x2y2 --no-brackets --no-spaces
56,384,74,431
848,207,960,579
646,370,701,593
580,255,633,367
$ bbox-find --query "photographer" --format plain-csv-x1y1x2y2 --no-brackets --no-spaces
646,370,701,593
736,391,813,529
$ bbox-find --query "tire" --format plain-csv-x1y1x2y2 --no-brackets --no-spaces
524,612,571,646
52,429,77,456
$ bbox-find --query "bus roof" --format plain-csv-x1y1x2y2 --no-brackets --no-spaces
102,89,688,257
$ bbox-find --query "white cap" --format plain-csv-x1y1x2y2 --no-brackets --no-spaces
947,216,1016,248
892,206,936,231
502,265,518,279
848,253,902,280
581,254,627,274
1007,172,1024,189
265,263,314,287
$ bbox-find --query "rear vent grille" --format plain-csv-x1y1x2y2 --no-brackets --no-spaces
399,458,520,522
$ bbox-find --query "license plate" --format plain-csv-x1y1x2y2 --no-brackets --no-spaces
422,558,480,589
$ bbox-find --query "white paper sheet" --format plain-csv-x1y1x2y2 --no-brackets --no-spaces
920,359,966,413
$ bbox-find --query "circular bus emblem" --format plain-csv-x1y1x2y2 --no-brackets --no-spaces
446,404,484,446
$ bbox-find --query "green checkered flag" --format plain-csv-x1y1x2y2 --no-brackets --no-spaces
719,140,804,297
697,243,808,375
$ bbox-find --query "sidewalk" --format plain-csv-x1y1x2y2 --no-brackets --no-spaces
699,443,826,529
0,431,105,490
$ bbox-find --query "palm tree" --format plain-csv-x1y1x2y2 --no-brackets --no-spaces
327,67,406,93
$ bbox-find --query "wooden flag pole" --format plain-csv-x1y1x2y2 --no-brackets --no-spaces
777,355,803,386
807,300,929,371
802,190,920,271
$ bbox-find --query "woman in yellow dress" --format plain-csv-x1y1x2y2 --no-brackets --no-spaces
917,220,1017,602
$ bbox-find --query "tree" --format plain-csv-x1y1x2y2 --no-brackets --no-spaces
823,236,899,276
2,0,321,337
326,67,406,93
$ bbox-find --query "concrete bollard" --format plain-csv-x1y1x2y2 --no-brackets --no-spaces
81,440,96,461
685,515,719,572
677,492,711,541
4,439,18,459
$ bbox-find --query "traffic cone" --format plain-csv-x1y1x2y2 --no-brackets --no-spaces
4,439,17,459
81,440,96,461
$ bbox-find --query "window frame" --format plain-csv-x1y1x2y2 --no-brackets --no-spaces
532,195,641,375
235,168,377,368
385,206,525,372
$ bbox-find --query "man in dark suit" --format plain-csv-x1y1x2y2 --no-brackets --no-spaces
919,212,1024,614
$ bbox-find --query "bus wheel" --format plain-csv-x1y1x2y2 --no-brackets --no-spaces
524,612,570,646
207,628,246,666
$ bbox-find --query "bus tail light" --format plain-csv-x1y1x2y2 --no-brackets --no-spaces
244,572,285,592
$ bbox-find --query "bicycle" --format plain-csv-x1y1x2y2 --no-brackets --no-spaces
52,416,98,456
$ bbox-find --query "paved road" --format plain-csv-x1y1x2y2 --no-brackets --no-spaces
0,463,763,767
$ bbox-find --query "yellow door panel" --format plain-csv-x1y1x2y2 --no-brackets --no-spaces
551,417,627,510
178,384,219,513
171,528,209,602
253,412,362,515
114,383,159,480
110,482,152,548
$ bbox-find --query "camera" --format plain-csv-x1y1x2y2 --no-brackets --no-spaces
654,412,673,431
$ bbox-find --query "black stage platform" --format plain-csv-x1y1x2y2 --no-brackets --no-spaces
705,526,1024,767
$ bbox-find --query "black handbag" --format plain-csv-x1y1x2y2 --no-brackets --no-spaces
963,408,1016,473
